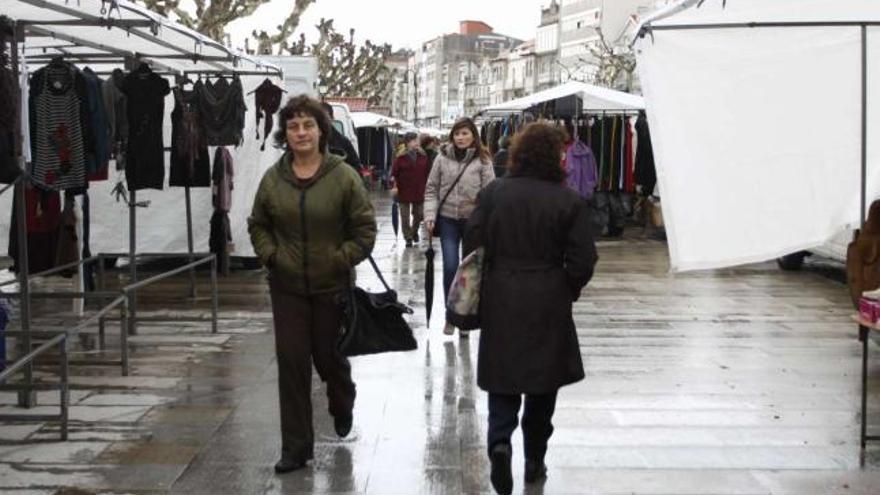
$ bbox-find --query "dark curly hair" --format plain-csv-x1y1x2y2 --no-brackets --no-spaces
273,94,331,153
507,122,567,183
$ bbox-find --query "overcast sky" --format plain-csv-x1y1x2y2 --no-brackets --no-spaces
227,0,549,52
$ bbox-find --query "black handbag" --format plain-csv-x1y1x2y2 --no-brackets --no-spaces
338,254,417,357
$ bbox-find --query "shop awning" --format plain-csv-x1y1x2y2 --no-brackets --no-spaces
483,81,645,113
6,0,280,75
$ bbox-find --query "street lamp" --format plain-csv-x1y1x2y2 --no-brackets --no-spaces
318,83,328,101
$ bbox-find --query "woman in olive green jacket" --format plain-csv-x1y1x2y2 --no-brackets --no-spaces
248,95,377,474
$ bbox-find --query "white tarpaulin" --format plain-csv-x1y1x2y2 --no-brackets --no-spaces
6,0,278,75
483,81,645,112
634,0,880,271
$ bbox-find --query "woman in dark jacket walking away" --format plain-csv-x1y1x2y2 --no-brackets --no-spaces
424,117,495,337
465,123,598,494
248,95,377,474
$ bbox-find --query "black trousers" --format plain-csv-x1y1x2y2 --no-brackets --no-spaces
269,285,356,462
487,391,558,462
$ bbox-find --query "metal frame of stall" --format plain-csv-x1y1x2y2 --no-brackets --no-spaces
635,15,875,456
0,2,280,439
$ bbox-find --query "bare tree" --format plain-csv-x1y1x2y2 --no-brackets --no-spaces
138,0,316,44
586,28,637,90
557,27,637,90
140,1,395,105
282,19,395,106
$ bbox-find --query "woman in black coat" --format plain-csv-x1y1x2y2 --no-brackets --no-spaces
465,122,598,495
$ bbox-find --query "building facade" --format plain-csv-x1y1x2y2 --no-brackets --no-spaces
404,21,521,127
388,2,672,124
535,0,562,91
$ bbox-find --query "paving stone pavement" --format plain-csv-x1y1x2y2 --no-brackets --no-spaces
1,192,880,494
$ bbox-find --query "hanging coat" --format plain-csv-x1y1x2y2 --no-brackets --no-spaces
565,140,598,200
465,176,598,394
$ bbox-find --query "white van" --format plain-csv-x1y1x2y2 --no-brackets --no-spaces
778,228,852,270
330,103,360,157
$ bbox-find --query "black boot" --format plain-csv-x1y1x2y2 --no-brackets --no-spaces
489,443,513,495
524,459,547,483
274,451,306,474
334,413,353,438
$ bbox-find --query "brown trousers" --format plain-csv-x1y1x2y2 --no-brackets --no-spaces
399,201,424,242
269,284,356,461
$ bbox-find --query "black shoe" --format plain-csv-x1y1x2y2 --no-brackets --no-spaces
335,413,353,438
405,240,414,247
274,452,306,474
489,443,513,495
524,459,547,483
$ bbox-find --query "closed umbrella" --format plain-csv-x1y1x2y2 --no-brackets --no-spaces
424,236,435,326
391,198,399,238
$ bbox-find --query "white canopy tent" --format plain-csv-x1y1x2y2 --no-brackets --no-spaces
634,0,880,271
483,81,645,113
0,0,284,258
5,0,279,75
351,111,416,131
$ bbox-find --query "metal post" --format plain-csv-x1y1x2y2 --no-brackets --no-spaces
185,186,196,298
120,297,129,376
97,254,106,350
861,325,869,450
861,25,868,229
210,256,218,334
128,190,137,336
59,335,69,441
859,26,869,455
12,22,35,409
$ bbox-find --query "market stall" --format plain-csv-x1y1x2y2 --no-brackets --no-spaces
352,111,417,186
633,0,880,453
479,81,651,236
0,0,282,438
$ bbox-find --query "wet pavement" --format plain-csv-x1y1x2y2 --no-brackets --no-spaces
2,192,880,494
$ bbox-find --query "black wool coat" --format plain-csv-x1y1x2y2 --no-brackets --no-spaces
465,176,598,394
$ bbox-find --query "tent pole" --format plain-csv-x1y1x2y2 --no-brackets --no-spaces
123,55,138,337
185,186,196,298
861,25,868,229
128,189,137,336
11,22,36,408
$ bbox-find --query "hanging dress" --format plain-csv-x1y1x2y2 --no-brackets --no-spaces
31,64,87,190
169,87,210,187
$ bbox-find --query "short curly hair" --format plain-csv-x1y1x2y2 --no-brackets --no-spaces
273,94,331,153
507,122,566,183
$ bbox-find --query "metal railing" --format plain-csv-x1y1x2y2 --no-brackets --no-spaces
0,252,218,441
0,295,127,441
95,252,219,336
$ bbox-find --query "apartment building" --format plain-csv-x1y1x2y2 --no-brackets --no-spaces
535,0,562,91
406,21,521,127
